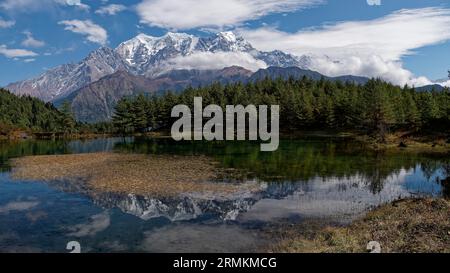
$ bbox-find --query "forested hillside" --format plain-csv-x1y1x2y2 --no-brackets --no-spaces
0,88,76,136
112,77,450,140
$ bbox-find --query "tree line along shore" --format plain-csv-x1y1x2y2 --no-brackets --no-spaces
1,77,449,149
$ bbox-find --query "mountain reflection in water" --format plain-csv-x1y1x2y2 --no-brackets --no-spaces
63,166,443,224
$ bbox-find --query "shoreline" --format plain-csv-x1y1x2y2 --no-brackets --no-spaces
2,130,448,154
270,198,450,253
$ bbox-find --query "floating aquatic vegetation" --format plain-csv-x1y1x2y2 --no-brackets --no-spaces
11,152,259,197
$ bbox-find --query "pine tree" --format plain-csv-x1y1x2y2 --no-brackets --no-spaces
113,98,134,133
324,96,335,129
364,80,395,141
131,94,148,132
294,91,314,128
60,101,76,134
403,92,421,131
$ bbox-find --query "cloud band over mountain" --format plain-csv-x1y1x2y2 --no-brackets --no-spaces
239,7,450,86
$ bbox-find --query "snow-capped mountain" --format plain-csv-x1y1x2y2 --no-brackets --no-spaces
195,31,254,52
5,31,309,101
257,50,311,68
116,32,199,76
7,47,127,102
115,31,305,77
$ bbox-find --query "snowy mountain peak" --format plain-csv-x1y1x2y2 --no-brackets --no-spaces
115,32,199,75
119,32,196,50
84,46,116,61
6,31,311,101
130,34,158,47
196,31,253,53
217,31,237,42
164,31,195,40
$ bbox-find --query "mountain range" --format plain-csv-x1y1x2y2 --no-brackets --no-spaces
6,31,307,102
3,31,447,123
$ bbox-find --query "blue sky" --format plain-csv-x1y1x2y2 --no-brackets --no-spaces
1,0,450,87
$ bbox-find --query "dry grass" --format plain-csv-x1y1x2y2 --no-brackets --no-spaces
355,132,450,153
11,152,258,197
273,198,450,253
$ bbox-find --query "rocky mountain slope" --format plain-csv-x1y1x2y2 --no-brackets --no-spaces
6,47,127,102
6,31,307,102
57,66,253,122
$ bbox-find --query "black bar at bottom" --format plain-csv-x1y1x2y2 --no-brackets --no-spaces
0,253,447,272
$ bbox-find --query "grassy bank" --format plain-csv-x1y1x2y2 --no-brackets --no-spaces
355,132,450,153
282,130,450,153
272,198,450,253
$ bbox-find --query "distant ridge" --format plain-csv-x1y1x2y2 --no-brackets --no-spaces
250,66,369,85
414,84,447,92
59,66,370,123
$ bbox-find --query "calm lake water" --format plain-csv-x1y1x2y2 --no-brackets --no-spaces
0,137,448,253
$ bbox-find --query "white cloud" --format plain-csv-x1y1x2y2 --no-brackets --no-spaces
0,0,89,12
58,20,108,45
0,18,14,28
62,0,89,10
23,58,36,63
21,31,46,48
367,0,381,6
307,55,433,87
0,0,42,11
0,201,39,214
95,4,126,15
68,212,110,237
240,8,450,86
63,0,88,10
0,44,38,58
161,51,267,73
437,79,450,87
136,0,323,30
241,8,450,61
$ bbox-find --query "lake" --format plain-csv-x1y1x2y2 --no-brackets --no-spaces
0,137,448,253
